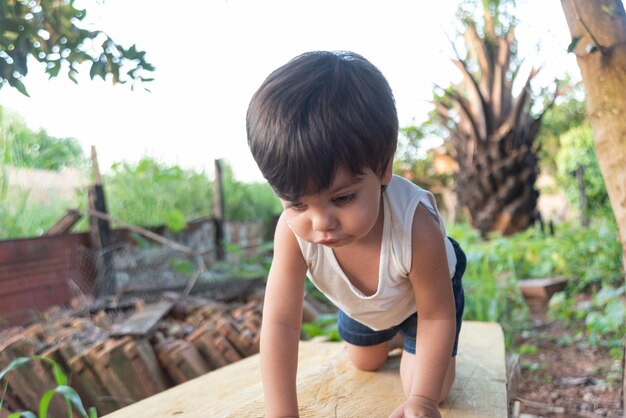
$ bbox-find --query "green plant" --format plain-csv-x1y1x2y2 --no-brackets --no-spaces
1,107,88,170
0,0,154,95
556,123,612,218
302,314,341,342
0,356,97,418
0,107,86,239
548,286,625,355
220,163,282,238
448,213,623,349
515,344,539,355
0,186,79,239
104,158,213,229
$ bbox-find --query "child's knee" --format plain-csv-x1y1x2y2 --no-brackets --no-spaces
346,342,389,371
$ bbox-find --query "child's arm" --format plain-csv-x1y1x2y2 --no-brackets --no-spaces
391,204,457,417
261,213,308,418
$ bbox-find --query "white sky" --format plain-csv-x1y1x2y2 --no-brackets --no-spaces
1,0,579,182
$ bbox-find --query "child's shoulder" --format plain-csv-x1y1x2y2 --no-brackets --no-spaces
387,174,429,196
385,175,432,222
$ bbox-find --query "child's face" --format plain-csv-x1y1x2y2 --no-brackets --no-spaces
280,165,392,248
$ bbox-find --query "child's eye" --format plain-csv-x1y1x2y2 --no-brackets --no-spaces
333,194,356,205
286,201,307,211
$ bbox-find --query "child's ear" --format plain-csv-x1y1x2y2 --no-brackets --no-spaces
381,159,394,185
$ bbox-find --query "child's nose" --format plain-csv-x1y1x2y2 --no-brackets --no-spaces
312,211,336,232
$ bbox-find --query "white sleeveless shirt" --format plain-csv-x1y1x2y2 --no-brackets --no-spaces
293,175,457,331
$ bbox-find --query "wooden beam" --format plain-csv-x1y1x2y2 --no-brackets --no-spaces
111,301,174,337
45,208,82,235
89,146,115,296
102,321,508,418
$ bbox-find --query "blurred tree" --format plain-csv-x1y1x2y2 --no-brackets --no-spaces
560,0,625,251
535,81,587,174
432,0,558,236
0,106,86,169
0,0,154,96
559,0,625,404
556,123,611,222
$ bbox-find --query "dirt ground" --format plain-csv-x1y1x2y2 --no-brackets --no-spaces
512,313,624,417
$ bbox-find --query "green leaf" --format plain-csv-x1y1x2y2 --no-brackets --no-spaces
8,411,37,418
170,259,194,275
20,356,68,386
567,36,582,53
165,208,187,232
301,323,322,338
0,357,31,380
39,386,92,418
6,77,30,97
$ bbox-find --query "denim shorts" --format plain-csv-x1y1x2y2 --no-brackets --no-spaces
338,237,466,356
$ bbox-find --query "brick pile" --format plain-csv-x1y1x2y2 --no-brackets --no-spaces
0,290,264,416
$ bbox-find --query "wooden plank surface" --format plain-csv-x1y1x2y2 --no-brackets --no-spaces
111,301,173,336
103,321,507,418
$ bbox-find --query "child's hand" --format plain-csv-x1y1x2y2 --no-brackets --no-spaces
388,395,441,418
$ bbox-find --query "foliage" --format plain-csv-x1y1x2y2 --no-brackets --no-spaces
101,158,281,233
0,0,154,96
0,187,75,238
211,241,274,280
456,0,519,38
548,286,625,356
1,107,87,170
221,163,282,238
0,356,97,418
535,82,587,174
0,107,85,239
103,158,213,230
395,126,453,187
449,213,623,347
556,123,611,217
302,313,341,342
452,214,622,290
449,223,529,347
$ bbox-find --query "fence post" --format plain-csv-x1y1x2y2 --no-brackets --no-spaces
88,146,116,296
213,159,225,261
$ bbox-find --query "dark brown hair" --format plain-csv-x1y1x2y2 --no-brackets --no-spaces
246,50,398,200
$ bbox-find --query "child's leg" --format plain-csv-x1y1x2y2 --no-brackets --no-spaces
399,352,456,403
338,310,398,371
345,341,391,371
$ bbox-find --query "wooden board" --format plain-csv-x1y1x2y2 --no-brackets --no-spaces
111,301,173,336
103,321,508,418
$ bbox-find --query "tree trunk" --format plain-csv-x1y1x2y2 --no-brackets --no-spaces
560,0,626,412
560,0,626,258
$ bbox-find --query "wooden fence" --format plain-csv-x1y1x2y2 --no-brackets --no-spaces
0,219,265,329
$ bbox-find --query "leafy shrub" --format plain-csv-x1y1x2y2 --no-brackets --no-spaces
451,214,622,293
449,223,529,347
1,107,87,171
556,123,612,218
0,356,97,418
449,214,623,348
103,158,214,230
220,164,282,238
548,286,625,356
0,168,81,239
